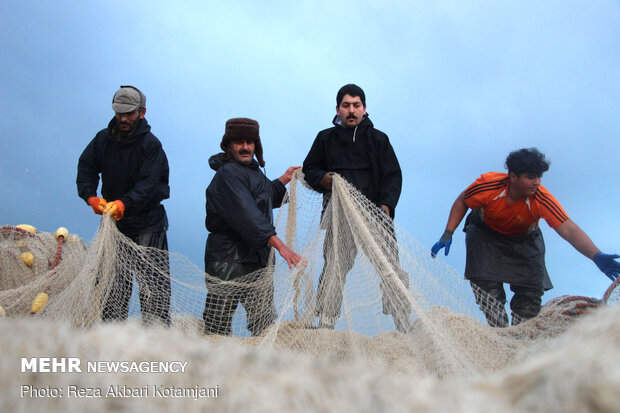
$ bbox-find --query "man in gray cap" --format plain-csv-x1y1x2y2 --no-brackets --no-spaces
77,85,171,325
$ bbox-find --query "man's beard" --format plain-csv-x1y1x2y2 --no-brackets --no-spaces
119,118,140,137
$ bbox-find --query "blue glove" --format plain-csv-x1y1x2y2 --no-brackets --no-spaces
593,252,620,281
431,230,453,258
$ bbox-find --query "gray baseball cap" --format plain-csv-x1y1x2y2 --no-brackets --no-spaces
112,86,146,113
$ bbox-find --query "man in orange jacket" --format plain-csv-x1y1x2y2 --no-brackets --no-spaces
431,148,619,327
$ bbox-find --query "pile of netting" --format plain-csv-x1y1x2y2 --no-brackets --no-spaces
0,172,616,379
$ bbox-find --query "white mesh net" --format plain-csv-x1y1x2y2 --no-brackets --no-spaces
0,172,611,384
603,278,620,305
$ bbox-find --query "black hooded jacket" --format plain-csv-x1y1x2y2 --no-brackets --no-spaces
302,115,402,217
204,154,286,266
77,117,170,236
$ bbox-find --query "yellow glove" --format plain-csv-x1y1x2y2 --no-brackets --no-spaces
87,197,107,215
103,200,125,221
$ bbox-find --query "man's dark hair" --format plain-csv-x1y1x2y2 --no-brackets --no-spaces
505,148,550,177
336,84,366,107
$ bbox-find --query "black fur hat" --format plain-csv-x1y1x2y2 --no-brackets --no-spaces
220,117,264,167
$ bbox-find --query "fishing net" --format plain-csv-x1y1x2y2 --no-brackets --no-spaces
602,278,620,305
0,172,607,379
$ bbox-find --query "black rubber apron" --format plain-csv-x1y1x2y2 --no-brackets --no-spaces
464,210,553,291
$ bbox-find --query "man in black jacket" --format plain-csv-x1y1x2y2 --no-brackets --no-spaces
302,84,410,332
77,85,171,325
203,117,301,336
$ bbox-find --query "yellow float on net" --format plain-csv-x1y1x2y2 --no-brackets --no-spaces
55,227,69,240
30,292,49,314
16,224,36,234
20,252,34,268
0,305,6,317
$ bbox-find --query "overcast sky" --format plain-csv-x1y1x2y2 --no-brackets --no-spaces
1,1,618,304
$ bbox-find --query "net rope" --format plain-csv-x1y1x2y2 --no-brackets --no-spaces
0,171,607,379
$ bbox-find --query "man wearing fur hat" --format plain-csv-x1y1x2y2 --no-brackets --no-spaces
77,85,171,325
302,84,410,332
203,117,301,336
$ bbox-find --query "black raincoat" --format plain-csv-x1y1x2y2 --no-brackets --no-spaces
204,154,286,268
76,117,170,236
302,115,402,217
